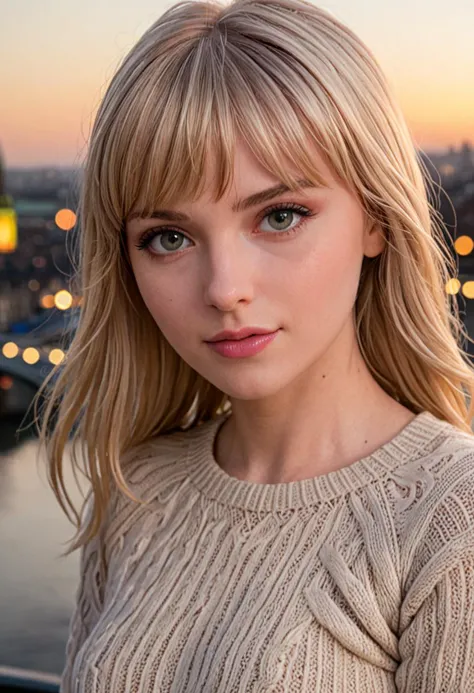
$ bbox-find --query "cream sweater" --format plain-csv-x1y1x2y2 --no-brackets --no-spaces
61,411,474,692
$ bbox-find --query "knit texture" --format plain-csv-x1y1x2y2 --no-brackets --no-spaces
61,410,474,692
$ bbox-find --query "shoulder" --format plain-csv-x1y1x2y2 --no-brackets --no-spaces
119,425,193,500
392,415,474,521
98,422,207,561
106,417,216,516
393,416,474,596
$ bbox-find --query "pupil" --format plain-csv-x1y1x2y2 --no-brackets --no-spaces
273,210,291,228
164,231,181,248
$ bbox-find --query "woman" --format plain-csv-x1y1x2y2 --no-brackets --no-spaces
36,0,474,690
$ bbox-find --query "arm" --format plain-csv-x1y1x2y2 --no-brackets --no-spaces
395,447,474,692
396,551,474,691
60,494,107,693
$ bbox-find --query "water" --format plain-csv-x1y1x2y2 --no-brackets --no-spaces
0,418,82,675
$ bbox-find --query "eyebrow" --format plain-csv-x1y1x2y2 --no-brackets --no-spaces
126,179,317,223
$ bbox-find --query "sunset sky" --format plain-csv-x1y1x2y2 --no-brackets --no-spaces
2,0,473,167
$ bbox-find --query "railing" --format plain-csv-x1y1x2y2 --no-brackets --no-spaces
0,353,52,388
0,310,79,389
0,665,60,692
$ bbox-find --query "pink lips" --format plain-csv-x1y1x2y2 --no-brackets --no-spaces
205,330,280,358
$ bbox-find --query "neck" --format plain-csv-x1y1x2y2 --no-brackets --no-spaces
214,330,414,484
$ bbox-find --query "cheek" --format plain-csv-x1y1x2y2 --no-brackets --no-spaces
285,236,363,323
133,269,189,337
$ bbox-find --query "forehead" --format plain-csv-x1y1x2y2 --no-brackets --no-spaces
123,118,353,228
203,137,334,195
126,178,322,225
129,139,335,221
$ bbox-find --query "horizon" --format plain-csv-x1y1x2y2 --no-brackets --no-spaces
2,0,473,167
3,144,469,173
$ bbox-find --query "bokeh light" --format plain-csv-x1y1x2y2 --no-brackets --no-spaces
0,208,18,253
22,347,40,364
55,209,77,231
2,342,19,358
40,293,55,309
54,290,73,310
48,348,65,365
445,278,461,295
462,281,474,299
454,236,474,256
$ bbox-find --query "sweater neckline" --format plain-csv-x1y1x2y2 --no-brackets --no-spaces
185,410,448,511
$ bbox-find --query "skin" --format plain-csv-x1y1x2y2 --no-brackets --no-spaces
125,139,415,484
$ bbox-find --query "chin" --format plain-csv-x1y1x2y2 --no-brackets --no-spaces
205,370,290,402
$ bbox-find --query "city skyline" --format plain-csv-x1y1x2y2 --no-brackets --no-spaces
2,0,473,166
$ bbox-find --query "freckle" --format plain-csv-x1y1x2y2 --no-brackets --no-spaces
364,439,368,444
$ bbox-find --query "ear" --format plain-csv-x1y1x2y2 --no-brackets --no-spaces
363,219,385,259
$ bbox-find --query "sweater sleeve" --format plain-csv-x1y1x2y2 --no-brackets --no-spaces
395,554,474,691
59,495,108,693
395,448,474,692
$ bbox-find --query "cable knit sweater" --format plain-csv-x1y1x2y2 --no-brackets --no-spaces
60,410,474,692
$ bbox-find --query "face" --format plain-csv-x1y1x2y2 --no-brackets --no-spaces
125,139,384,401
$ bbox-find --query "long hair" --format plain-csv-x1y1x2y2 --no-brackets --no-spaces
34,0,474,554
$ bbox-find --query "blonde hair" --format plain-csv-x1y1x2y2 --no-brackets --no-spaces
35,0,474,553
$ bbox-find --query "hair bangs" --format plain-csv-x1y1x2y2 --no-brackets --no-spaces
111,36,238,222
224,44,333,192
104,25,337,227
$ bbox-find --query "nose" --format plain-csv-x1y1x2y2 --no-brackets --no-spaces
203,238,254,312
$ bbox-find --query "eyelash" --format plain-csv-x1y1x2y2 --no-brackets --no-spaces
133,202,316,258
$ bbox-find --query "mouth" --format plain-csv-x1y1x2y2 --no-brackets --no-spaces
220,333,256,341
204,330,280,358
206,328,279,343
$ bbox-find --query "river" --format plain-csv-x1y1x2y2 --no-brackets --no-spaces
0,416,82,676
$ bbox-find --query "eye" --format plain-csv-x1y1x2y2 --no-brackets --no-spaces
134,229,192,255
258,203,316,235
133,202,316,257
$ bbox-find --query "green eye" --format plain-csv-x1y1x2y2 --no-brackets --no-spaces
135,229,192,255
259,203,315,234
157,231,186,252
266,209,296,231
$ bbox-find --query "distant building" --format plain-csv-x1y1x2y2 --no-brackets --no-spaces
460,141,474,174
427,141,474,182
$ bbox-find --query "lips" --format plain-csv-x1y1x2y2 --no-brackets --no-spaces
206,327,277,343
205,330,280,358
220,333,256,341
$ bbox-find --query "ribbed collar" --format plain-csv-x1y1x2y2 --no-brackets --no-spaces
184,411,451,511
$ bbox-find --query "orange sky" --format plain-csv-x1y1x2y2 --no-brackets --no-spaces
2,0,473,166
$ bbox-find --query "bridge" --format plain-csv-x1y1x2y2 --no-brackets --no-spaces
0,309,79,388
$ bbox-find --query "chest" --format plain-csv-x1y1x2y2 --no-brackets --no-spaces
73,504,401,692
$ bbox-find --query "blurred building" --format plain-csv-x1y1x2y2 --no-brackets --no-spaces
0,163,79,330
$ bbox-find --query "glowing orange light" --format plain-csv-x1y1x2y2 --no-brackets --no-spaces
55,208,77,231
445,278,461,295
454,236,474,256
462,282,474,299
40,294,55,309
